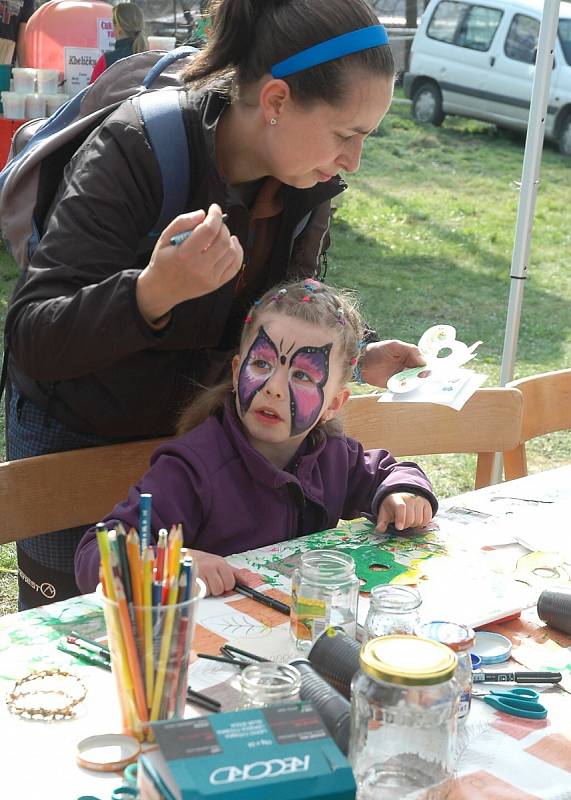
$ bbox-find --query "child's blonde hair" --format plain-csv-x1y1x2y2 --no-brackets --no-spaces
177,279,365,435
112,3,148,54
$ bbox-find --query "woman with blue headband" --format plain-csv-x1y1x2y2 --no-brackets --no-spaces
5,0,424,609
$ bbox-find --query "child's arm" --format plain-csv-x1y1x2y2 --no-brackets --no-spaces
74,446,210,593
342,438,438,529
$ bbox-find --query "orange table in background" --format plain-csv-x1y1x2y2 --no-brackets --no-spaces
0,117,29,169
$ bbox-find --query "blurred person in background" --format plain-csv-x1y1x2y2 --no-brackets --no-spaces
90,2,148,83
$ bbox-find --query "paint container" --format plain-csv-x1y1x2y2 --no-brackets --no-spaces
537,589,571,635
1,92,26,119
290,658,351,754
308,626,361,699
25,94,46,119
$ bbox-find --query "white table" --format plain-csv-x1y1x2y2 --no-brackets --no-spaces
2,466,571,798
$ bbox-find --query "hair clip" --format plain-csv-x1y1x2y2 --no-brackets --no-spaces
304,279,321,292
301,295,311,303
336,307,346,326
271,288,288,303
253,299,262,306
350,356,358,366
244,315,253,324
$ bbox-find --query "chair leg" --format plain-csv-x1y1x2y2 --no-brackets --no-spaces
503,445,528,482
475,453,495,489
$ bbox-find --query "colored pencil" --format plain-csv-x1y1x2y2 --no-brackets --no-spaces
139,493,152,553
98,532,136,730
143,546,155,709
126,528,144,642
155,529,168,583
115,525,132,603
111,562,149,724
167,524,183,582
150,576,179,721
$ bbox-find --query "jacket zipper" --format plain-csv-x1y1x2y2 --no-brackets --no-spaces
286,481,306,540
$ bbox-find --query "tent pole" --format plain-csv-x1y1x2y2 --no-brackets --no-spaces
491,0,560,484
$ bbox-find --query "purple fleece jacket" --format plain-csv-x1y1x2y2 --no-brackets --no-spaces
75,397,437,593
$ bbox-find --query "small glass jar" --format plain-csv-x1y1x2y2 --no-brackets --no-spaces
349,635,459,799
363,585,422,643
240,663,301,708
290,550,359,651
418,621,475,722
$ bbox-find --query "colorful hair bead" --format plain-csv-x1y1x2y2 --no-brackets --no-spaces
304,278,321,292
244,315,253,324
301,295,311,303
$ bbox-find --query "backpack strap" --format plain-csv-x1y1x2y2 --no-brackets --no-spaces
137,89,191,238
143,46,198,89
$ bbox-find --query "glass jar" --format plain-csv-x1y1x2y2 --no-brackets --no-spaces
349,635,459,799
418,621,475,722
240,663,301,708
363,585,422,643
290,550,359,651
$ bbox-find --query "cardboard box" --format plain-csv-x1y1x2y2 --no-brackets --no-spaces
139,702,356,800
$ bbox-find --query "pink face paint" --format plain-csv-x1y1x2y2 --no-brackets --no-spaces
237,326,278,413
288,344,332,436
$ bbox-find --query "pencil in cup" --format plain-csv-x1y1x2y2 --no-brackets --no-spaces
99,563,206,741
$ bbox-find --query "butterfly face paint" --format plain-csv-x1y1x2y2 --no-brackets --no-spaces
288,344,332,436
237,323,333,437
237,326,278,414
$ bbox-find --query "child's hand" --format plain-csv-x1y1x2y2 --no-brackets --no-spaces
376,492,433,533
189,549,244,596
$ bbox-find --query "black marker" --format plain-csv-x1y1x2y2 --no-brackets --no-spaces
233,580,291,616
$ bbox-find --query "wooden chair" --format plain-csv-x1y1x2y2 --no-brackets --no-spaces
341,387,524,490
0,436,167,545
504,368,571,481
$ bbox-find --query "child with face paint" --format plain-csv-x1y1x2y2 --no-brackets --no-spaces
75,281,437,597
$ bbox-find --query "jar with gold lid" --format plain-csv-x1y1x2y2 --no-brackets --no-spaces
349,635,459,799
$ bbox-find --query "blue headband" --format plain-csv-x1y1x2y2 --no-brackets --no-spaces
270,25,389,79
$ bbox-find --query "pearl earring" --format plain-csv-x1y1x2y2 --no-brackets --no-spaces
270,118,278,126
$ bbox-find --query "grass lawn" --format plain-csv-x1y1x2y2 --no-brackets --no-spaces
0,94,570,613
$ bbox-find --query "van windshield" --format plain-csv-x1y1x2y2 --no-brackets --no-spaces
560,19,571,65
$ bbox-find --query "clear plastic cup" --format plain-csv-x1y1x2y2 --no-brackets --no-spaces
1,92,26,119
101,577,205,741
36,68,59,95
25,94,46,119
12,67,36,94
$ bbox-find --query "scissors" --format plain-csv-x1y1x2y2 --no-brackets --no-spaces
472,687,547,719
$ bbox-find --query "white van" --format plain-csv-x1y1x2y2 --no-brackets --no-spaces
403,0,571,153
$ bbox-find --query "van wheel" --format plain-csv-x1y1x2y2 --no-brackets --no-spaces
412,83,445,127
558,115,571,156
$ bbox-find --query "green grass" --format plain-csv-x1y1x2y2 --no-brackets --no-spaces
1,96,570,613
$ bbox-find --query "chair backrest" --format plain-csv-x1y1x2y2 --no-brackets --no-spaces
0,437,167,545
341,387,524,490
504,368,571,481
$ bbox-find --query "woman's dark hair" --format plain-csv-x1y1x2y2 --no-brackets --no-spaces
177,279,365,435
183,0,394,104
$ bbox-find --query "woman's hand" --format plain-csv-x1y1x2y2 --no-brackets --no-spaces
189,549,246,597
136,204,243,327
376,492,433,534
360,340,425,388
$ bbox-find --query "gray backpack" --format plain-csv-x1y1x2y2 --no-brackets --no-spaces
0,46,197,269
